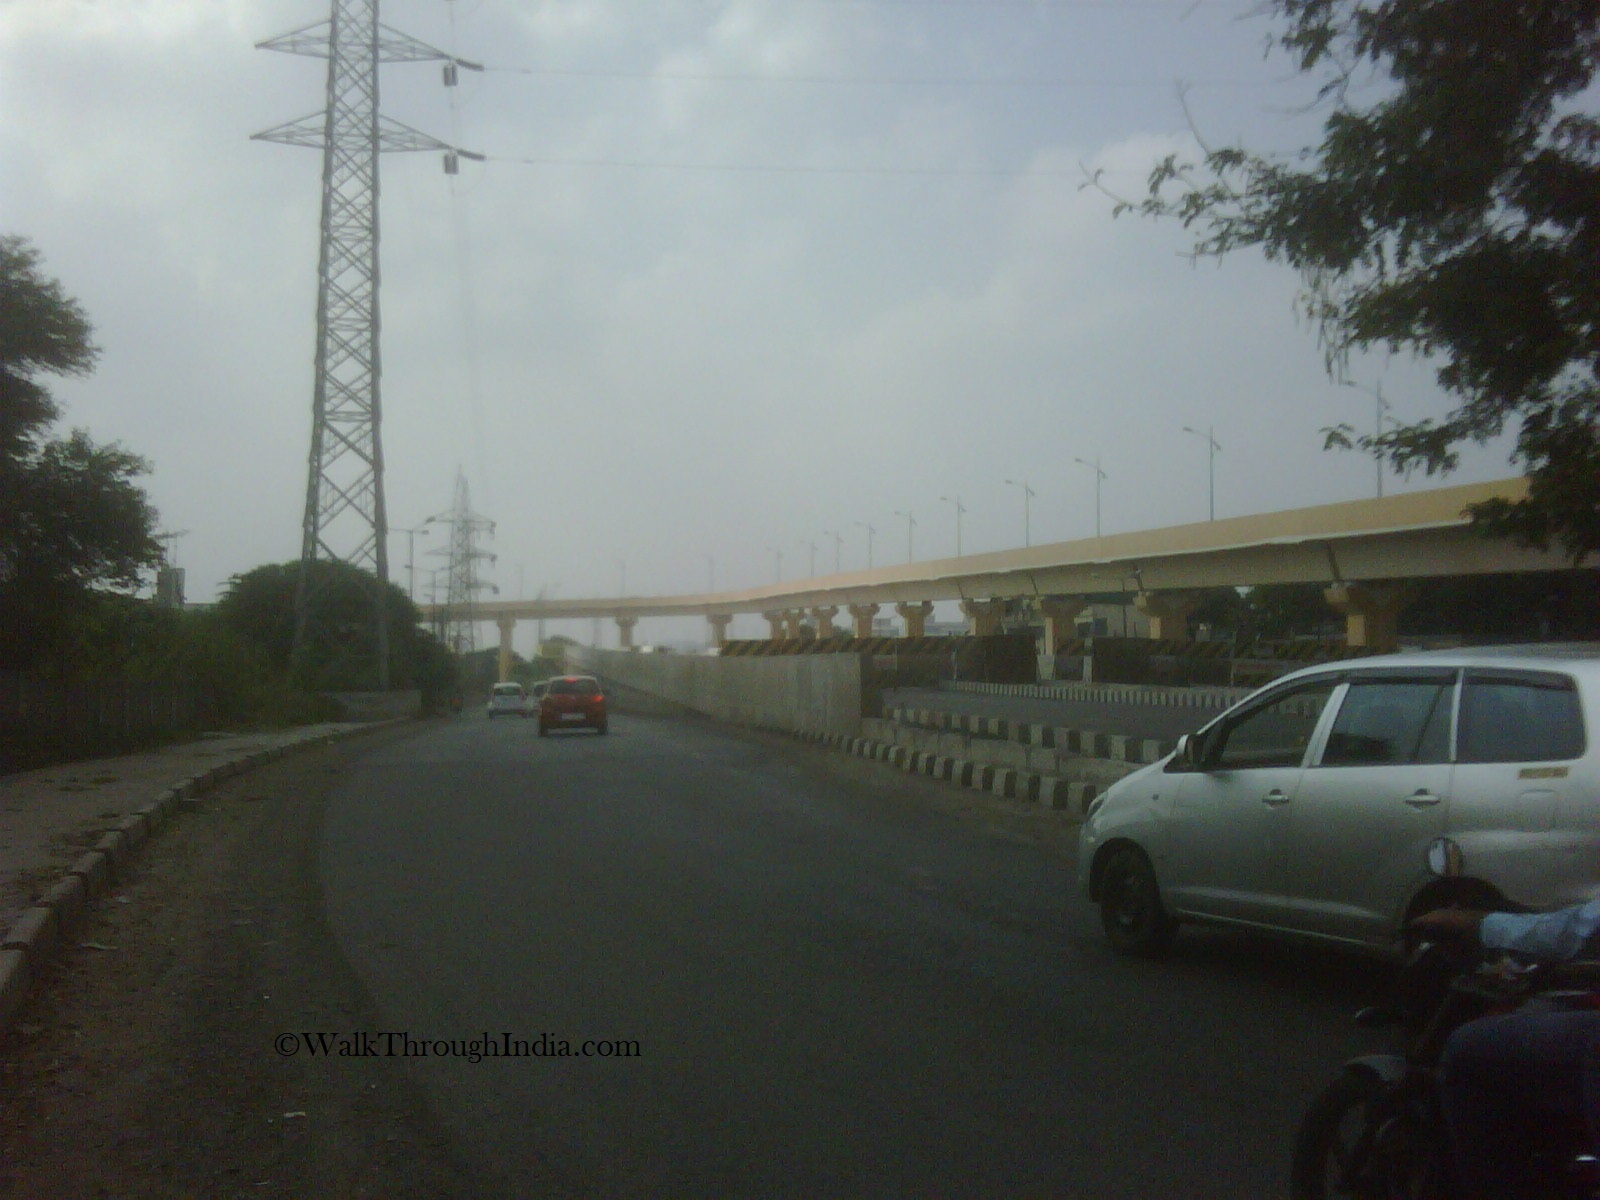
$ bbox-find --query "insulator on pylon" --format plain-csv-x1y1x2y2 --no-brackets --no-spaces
443,63,458,87
444,152,459,175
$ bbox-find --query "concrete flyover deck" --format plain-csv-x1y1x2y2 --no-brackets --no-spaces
425,478,1586,671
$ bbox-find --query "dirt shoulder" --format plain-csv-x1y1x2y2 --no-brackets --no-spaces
0,726,476,1200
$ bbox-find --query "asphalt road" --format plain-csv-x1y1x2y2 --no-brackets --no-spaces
321,711,1390,1198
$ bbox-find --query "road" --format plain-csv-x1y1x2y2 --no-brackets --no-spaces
0,710,1388,1198
320,711,1384,1198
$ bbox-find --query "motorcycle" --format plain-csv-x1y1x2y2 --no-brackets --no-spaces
1291,935,1600,1199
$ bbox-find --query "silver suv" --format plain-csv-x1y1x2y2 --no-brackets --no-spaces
1078,644,1600,957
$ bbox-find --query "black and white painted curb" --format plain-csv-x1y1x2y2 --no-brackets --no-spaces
778,727,1106,818
885,707,1177,767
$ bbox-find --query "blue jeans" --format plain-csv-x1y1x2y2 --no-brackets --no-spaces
1440,1007,1600,1199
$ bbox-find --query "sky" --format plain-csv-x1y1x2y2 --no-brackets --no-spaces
0,0,1520,653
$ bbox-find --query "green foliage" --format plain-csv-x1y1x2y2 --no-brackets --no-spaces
218,560,457,701
1400,570,1600,641
0,235,163,669
1241,583,1341,641
1108,1,1600,559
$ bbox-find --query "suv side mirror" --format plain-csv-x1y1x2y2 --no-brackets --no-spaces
1168,732,1205,773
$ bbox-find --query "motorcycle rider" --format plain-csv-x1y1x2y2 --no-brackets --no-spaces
1410,899,1600,1200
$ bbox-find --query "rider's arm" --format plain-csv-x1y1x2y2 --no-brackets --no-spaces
1479,897,1600,961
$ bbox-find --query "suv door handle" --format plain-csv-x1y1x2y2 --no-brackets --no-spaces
1405,791,1443,808
1261,790,1292,807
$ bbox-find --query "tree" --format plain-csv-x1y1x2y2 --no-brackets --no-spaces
1106,1,1600,559
218,560,456,699
0,236,163,668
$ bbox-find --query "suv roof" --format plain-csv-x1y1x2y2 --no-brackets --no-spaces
1281,642,1600,681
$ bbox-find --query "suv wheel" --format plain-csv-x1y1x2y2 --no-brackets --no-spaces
1100,847,1176,956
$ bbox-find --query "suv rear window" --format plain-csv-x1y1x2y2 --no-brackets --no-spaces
1457,671,1585,763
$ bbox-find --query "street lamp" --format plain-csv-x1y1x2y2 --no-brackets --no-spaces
1072,457,1107,538
1004,478,1035,547
893,510,917,562
1342,380,1394,498
823,529,843,573
768,546,784,583
704,554,715,592
388,521,432,601
1181,425,1222,520
939,494,967,556
798,538,817,578
855,521,876,569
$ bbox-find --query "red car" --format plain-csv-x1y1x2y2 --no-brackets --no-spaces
538,675,608,736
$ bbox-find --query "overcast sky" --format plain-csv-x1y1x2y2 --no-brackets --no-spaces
1,0,1518,650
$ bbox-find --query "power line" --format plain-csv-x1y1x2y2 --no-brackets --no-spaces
480,64,1266,90
486,153,1088,176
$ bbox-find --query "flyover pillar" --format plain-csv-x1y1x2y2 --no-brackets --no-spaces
496,616,517,682
849,603,880,638
783,609,808,639
1040,596,1090,655
615,615,638,650
763,610,786,640
1134,590,1201,640
812,606,839,638
707,613,732,649
896,601,934,638
960,598,1006,637
1324,582,1411,651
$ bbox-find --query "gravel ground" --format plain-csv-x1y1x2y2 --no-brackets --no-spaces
0,725,475,1200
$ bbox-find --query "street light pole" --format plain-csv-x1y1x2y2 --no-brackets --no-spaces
768,546,783,583
939,494,966,556
1342,380,1393,498
823,530,843,573
855,521,876,569
893,510,917,562
1072,457,1107,537
704,554,715,592
1181,426,1222,520
798,538,817,577
1004,478,1035,547
388,522,432,601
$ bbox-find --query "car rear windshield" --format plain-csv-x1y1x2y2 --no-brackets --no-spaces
547,678,600,696
1457,670,1585,763
492,684,524,696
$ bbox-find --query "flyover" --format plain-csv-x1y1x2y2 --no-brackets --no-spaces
423,477,1584,679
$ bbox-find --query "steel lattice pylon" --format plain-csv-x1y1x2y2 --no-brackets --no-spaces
427,471,496,657
253,2,479,687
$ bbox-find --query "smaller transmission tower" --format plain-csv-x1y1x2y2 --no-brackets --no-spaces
428,472,496,657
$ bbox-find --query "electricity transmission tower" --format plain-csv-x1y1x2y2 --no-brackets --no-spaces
253,1,481,687
428,472,496,658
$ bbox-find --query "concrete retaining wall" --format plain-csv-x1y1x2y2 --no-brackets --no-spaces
581,650,864,739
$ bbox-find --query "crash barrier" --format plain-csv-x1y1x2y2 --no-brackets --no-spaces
579,648,864,739
718,634,1038,683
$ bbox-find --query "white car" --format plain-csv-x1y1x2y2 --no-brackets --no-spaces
1079,644,1600,957
485,682,530,719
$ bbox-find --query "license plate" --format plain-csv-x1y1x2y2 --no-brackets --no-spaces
560,712,585,722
